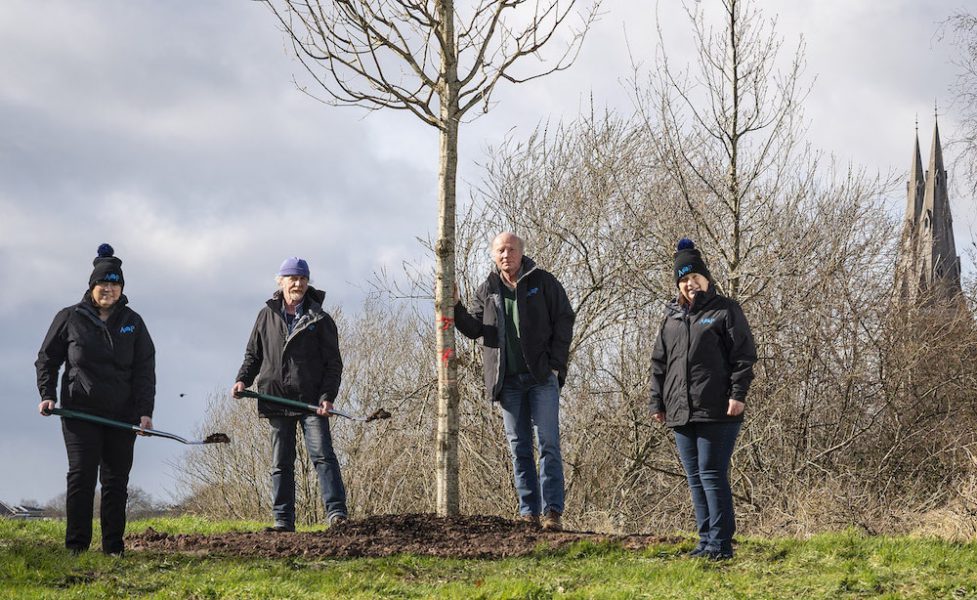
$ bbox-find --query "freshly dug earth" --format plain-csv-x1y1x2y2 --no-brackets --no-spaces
127,514,674,559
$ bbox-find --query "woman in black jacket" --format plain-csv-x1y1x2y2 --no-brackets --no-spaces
36,244,156,556
650,239,756,560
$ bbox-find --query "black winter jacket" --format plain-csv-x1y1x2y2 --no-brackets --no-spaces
454,256,575,401
235,287,342,418
36,293,156,423
650,287,756,427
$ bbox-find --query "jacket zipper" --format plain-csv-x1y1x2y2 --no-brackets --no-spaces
281,311,323,355
79,306,115,351
684,311,692,422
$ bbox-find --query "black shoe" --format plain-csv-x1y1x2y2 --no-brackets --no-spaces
705,549,734,561
105,551,124,558
327,514,348,527
263,524,295,533
688,545,708,557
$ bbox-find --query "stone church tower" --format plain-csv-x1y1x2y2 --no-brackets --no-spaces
895,118,962,303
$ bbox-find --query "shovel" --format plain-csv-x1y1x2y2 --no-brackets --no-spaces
48,407,231,445
237,390,392,422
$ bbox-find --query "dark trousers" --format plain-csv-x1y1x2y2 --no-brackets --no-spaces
61,418,136,553
673,421,741,553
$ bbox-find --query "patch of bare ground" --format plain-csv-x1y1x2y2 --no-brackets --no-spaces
127,514,674,559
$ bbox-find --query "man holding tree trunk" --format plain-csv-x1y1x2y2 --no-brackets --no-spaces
454,233,575,531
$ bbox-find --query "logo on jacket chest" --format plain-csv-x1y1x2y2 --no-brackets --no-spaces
119,325,136,334
698,317,717,326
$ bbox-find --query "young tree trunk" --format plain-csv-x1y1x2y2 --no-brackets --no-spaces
727,0,742,300
434,0,461,516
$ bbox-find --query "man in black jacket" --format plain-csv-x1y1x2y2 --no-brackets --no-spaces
454,233,575,531
232,257,347,530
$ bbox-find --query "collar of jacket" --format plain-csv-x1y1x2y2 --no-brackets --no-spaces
490,255,538,290
266,286,326,313
666,285,718,318
76,291,129,323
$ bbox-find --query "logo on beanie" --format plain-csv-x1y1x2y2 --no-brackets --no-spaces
120,325,136,334
103,273,121,282
676,264,694,278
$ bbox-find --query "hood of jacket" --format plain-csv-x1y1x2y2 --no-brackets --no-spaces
265,286,326,312
492,256,538,287
665,285,718,319
77,291,130,319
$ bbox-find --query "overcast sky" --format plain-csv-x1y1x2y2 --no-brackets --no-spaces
0,0,969,506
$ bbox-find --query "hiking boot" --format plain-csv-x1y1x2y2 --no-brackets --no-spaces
327,514,348,527
540,511,562,532
705,548,734,561
264,524,295,533
517,514,540,527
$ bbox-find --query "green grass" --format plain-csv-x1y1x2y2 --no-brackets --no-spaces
3,518,977,599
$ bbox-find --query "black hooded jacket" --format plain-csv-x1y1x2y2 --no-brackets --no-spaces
235,287,342,418
36,293,156,423
454,256,575,401
650,286,757,427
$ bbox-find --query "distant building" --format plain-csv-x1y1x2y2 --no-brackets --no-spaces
895,118,963,303
0,500,47,520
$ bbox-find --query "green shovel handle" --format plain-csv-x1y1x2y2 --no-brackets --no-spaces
49,407,142,434
237,389,320,413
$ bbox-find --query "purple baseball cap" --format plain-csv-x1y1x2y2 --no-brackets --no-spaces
277,257,310,278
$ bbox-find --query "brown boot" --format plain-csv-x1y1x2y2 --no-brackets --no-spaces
541,511,562,532
517,514,540,527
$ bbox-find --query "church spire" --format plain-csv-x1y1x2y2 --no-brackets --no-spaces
929,109,945,178
896,114,962,304
907,126,924,220
921,113,960,295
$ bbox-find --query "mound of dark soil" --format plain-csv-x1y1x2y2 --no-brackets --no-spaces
126,513,672,559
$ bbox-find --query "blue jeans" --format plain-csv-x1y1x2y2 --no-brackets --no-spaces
499,372,564,516
269,414,347,526
673,421,741,553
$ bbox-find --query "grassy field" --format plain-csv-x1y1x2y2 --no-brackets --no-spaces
3,516,977,599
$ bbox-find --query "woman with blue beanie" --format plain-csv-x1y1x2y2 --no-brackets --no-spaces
650,238,757,560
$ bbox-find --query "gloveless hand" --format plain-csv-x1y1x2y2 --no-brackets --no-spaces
727,399,745,417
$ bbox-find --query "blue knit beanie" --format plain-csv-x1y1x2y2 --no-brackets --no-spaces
673,238,711,286
88,243,124,288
